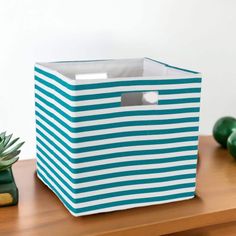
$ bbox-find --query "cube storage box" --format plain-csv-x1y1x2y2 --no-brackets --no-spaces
34,58,202,216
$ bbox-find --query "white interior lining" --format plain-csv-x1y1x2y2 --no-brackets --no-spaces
39,58,196,80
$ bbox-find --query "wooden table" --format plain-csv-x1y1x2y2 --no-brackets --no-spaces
1,136,236,236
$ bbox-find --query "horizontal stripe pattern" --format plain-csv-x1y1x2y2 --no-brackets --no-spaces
37,168,195,216
34,59,201,216
36,113,199,147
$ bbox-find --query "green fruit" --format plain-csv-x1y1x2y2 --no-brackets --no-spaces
227,131,236,159
213,116,236,148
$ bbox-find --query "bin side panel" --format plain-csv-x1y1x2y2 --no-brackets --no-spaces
34,66,201,216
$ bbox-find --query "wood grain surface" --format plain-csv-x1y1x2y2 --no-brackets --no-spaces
167,221,236,236
1,136,236,236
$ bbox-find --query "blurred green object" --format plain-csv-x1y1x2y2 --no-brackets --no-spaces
0,132,24,171
0,132,24,207
213,117,236,148
227,131,236,159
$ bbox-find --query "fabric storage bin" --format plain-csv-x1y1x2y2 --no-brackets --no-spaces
34,58,202,216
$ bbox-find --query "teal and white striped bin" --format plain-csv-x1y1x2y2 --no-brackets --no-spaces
34,58,201,216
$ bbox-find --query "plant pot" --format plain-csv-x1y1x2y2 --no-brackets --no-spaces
0,168,18,207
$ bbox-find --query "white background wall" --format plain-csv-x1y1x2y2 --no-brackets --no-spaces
0,0,236,160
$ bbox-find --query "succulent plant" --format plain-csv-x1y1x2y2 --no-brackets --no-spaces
0,132,24,172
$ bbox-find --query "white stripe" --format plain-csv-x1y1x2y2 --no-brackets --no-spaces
77,179,196,199
37,155,196,189
37,164,195,209
78,187,196,208
36,148,195,194
37,171,194,218
36,125,198,158
37,163,196,202
35,98,199,129
36,104,199,139
69,195,194,216
160,93,200,99
35,79,200,106
77,92,201,106
51,83,202,96
36,120,199,149
35,90,200,118
35,71,201,95
37,146,197,179
36,106,199,139
36,139,198,170
35,64,75,85
36,115,199,148
73,179,196,199
35,65,200,85
36,79,201,96
35,79,120,106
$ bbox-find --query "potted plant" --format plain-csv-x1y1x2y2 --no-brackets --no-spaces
0,132,24,207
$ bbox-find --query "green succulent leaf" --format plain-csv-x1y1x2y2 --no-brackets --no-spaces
0,134,14,154
0,157,19,171
5,137,20,150
0,131,6,139
2,141,25,157
0,150,21,161
0,132,24,172
0,139,5,151
3,134,13,146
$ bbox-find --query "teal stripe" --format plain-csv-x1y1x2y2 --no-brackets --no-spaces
36,99,72,123
35,94,71,121
36,134,198,164
37,158,196,191
144,57,200,74
159,97,200,105
36,103,199,134
36,119,198,153
37,169,194,214
35,66,201,91
35,97,200,125
35,84,200,112
37,154,196,188
167,64,199,74
37,154,196,184
35,75,201,101
36,106,199,134
73,190,194,214
159,88,201,95
37,162,195,204
35,75,75,100
37,144,197,174
35,85,120,112
36,110,199,143
75,183,196,204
